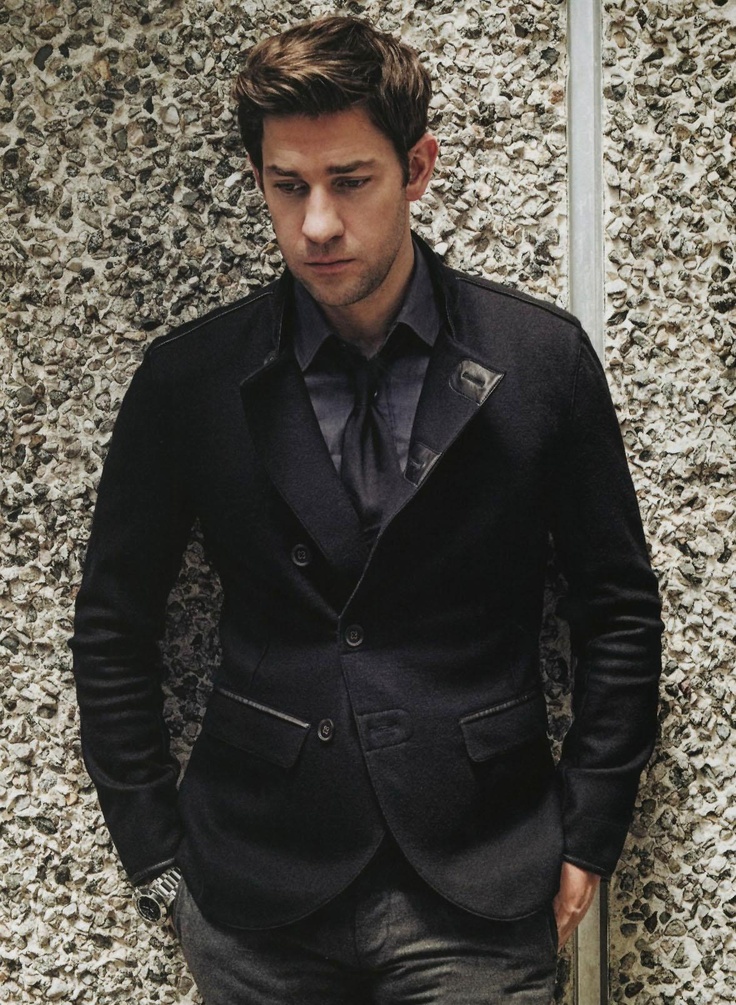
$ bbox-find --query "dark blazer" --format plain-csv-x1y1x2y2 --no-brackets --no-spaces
70,235,663,930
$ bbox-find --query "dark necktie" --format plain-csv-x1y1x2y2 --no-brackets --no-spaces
340,355,403,540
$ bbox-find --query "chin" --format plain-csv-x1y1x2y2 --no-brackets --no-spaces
298,276,365,309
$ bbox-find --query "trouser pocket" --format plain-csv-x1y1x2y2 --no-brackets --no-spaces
547,902,559,955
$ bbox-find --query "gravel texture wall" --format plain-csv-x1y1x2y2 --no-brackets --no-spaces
601,3,735,1003
0,1,732,1003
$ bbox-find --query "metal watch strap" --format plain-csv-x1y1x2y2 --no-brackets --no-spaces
135,866,182,925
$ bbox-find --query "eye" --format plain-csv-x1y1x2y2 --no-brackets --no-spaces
336,177,370,190
274,182,307,195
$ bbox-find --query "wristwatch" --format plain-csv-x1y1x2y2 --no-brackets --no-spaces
135,866,183,925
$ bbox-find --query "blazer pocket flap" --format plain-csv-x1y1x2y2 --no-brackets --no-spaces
459,689,548,762
202,687,310,769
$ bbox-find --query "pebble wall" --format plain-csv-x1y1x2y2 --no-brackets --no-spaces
601,3,735,1003
0,0,731,1002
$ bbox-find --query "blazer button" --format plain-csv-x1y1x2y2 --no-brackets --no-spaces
345,625,364,647
317,719,335,743
291,543,312,567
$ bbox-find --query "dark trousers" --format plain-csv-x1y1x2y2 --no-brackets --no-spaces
173,840,558,1004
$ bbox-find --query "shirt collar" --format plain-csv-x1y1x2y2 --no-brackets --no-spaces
292,237,442,372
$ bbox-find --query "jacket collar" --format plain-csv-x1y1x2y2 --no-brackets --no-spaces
291,235,441,372
257,231,458,364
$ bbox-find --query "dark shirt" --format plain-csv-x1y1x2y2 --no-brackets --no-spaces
292,242,442,474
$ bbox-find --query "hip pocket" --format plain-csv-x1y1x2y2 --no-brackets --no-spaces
547,902,559,955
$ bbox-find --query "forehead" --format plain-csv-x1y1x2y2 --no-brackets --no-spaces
261,107,398,174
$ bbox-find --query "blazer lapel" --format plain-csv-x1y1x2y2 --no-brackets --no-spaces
407,333,504,484
335,321,507,612
379,240,507,529
240,350,370,584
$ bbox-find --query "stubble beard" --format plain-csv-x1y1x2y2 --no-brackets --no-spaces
293,203,408,310
299,252,399,309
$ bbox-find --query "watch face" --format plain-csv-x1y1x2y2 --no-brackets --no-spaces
137,895,162,923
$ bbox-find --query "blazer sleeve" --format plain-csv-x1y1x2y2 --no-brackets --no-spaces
550,329,664,877
69,351,195,885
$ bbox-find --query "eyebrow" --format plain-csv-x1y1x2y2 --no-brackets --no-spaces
265,160,377,177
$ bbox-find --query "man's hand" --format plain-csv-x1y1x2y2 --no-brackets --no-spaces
552,862,601,949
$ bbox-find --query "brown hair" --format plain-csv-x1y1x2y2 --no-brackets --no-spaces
233,16,432,184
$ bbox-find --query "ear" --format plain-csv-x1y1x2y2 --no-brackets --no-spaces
249,155,264,192
405,133,439,201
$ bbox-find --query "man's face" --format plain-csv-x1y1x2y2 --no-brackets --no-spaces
255,107,413,311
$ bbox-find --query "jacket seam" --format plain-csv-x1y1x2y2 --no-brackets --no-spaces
459,688,541,725
147,289,275,354
214,685,310,730
454,274,583,327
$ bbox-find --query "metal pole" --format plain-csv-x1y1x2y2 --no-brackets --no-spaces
567,0,608,1002
567,0,604,356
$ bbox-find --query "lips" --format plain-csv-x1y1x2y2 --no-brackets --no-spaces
305,259,354,274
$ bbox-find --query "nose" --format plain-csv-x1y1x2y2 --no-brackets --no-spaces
301,188,344,246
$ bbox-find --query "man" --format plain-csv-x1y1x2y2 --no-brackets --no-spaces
70,15,663,1005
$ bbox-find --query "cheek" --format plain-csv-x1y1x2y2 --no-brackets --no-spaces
268,210,299,245
265,195,296,226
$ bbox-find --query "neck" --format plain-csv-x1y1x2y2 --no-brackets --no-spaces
322,230,415,358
